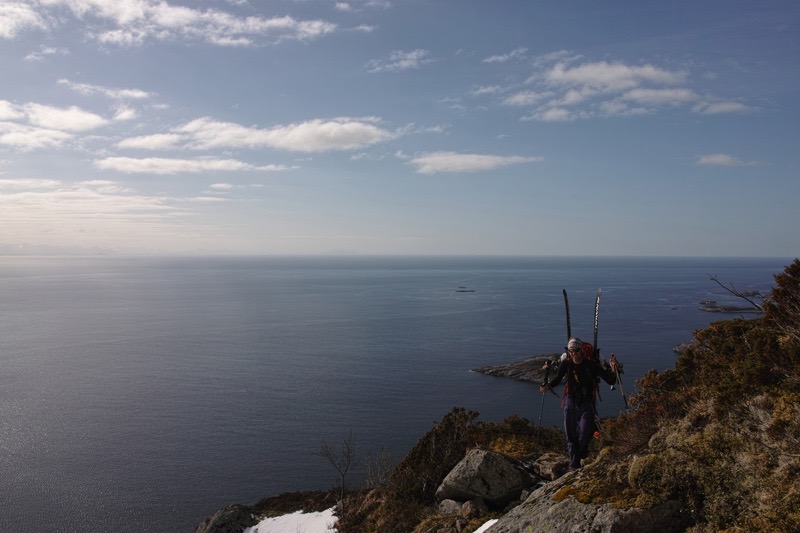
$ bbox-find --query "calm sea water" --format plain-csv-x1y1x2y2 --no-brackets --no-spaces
0,256,790,532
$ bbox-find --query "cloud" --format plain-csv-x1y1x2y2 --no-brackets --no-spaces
406,151,542,174
23,103,108,132
2,1,338,46
2,100,109,138
190,196,228,203
622,88,698,106
174,117,393,152
366,49,433,73
483,47,528,64
0,178,62,189
117,133,185,150
471,85,503,96
94,156,295,174
25,45,70,61
502,90,548,106
0,2,46,39
112,105,138,121
695,153,747,167
0,178,190,248
0,122,74,151
523,107,578,122
0,100,24,121
494,55,752,122
544,61,687,91
58,79,154,100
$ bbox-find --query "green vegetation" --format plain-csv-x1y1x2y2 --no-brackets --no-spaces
257,259,800,532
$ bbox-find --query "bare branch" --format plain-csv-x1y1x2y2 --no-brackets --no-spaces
708,274,764,311
315,431,357,512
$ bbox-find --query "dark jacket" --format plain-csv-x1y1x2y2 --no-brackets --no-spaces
546,357,617,405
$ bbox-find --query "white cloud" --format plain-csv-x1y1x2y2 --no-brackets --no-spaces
523,107,575,122
175,117,393,152
190,196,228,203
25,45,70,61
209,183,234,190
695,153,746,167
94,156,295,174
0,122,73,151
113,105,138,121
545,61,687,91
0,178,62,189
502,91,546,107
483,47,528,64
24,103,108,132
406,151,542,174
3,1,337,46
117,133,185,150
0,100,24,120
58,79,154,100
622,88,698,106
77,179,134,193
508,56,747,122
0,2,46,39
366,49,433,73
471,85,503,96
0,178,190,249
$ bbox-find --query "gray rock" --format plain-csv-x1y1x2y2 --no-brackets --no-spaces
439,499,463,515
194,503,257,533
531,452,570,481
487,473,691,533
435,449,532,509
461,498,489,519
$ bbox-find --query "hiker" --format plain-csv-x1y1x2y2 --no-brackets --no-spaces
539,337,620,470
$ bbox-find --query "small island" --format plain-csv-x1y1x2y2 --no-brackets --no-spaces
699,299,763,313
472,353,561,383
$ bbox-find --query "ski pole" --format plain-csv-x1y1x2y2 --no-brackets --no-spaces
610,353,628,409
537,360,550,426
537,359,557,425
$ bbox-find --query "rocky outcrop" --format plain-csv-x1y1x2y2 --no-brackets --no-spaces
431,448,690,533
194,503,257,533
435,449,534,509
473,354,561,383
488,469,691,533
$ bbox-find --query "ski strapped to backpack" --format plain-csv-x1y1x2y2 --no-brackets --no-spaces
560,289,604,406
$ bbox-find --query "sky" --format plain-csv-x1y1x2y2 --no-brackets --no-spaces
0,0,798,256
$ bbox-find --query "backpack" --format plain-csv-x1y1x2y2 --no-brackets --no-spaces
580,340,596,361
561,341,600,406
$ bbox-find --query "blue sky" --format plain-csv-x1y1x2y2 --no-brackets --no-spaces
0,0,798,256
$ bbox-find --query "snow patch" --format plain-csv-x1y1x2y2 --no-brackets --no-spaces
244,507,337,533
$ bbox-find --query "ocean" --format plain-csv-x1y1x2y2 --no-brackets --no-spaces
0,255,790,532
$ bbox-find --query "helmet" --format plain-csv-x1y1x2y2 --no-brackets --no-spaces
567,338,582,351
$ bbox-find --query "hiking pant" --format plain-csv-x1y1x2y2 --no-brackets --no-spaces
563,397,596,469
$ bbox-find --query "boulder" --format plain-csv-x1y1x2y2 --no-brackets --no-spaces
531,452,570,481
194,503,257,533
488,472,691,532
461,498,489,520
439,499,463,515
435,449,532,509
